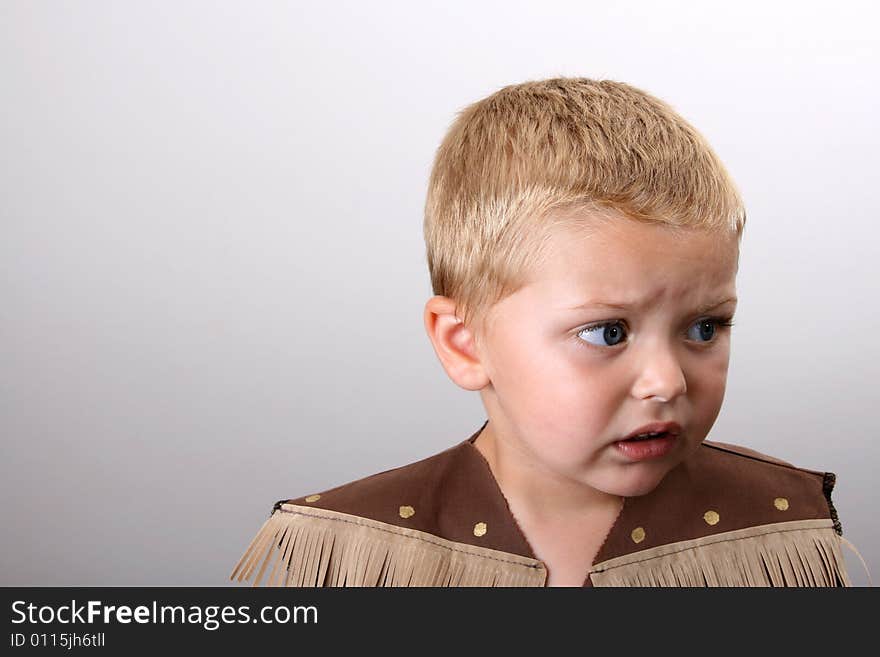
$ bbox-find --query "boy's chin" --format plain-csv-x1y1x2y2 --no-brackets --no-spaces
613,479,665,498
599,467,672,498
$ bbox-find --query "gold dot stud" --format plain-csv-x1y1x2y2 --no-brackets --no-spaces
399,505,415,519
774,497,790,511
631,527,646,544
703,510,720,526
473,522,487,537
304,494,321,503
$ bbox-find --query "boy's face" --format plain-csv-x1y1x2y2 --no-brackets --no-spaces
469,215,739,498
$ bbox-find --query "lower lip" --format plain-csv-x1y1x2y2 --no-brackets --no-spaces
614,433,678,461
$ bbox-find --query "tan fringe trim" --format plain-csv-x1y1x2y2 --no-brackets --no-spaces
589,519,852,587
230,503,548,587
840,535,873,586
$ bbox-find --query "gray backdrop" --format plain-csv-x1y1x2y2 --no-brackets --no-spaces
2,0,877,586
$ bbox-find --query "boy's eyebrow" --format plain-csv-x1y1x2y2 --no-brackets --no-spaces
565,297,738,313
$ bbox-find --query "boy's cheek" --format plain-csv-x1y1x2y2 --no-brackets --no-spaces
704,358,732,397
689,388,728,444
688,347,732,391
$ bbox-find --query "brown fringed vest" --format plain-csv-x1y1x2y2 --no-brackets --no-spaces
231,420,851,587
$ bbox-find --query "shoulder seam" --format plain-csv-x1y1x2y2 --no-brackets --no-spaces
267,442,467,515
701,441,823,476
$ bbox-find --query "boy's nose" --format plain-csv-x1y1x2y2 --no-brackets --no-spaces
632,349,687,402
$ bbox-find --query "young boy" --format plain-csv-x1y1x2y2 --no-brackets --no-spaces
231,77,851,587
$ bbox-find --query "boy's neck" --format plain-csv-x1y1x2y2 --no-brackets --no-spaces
473,421,623,521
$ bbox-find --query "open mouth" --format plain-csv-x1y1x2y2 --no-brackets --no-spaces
624,431,670,442
615,430,678,461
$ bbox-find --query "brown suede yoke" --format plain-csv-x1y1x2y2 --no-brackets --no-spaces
591,439,838,565
277,423,839,582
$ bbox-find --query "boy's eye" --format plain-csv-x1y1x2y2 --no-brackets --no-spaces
577,317,734,348
578,321,627,347
687,319,720,342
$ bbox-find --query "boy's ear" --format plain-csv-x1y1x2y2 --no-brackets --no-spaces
423,296,490,391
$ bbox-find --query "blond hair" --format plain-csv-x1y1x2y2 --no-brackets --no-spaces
422,77,746,337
